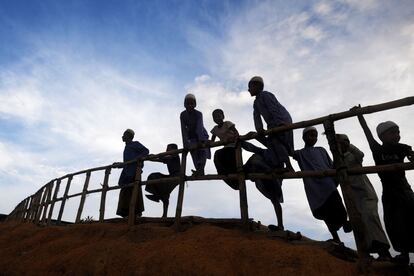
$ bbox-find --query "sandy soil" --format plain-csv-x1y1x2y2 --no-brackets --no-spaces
0,220,409,275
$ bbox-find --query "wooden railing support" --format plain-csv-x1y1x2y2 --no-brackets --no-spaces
76,172,91,223
47,179,61,225
57,176,73,225
128,161,143,226
323,119,370,273
99,169,111,223
174,151,188,230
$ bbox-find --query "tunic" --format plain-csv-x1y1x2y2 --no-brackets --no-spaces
369,140,414,252
253,90,294,160
343,144,390,252
180,109,211,170
293,146,347,231
116,141,149,217
211,120,239,190
293,147,338,211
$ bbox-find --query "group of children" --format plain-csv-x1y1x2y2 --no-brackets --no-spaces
116,76,414,264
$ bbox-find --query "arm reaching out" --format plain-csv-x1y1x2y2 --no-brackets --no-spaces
352,105,379,151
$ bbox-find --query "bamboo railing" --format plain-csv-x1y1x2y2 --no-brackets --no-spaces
6,96,414,270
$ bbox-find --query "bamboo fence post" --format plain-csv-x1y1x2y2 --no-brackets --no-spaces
34,186,48,224
128,161,143,226
99,168,111,223
47,179,61,225
235,142,249,226
20,198,30,221
30,191,42,222
41,182,53,224
57,175,73,225
25,196,34,222
323,119,370,272
76,171,91,223
174,151,188,229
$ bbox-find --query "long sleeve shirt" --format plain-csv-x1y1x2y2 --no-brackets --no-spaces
253,90,292,131
180,109,209,147
119,141,149,185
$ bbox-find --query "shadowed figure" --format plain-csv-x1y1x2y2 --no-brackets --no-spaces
355,109,414,265
241,140,284,231
180,93,211,176
210,109,239,190
248,76,294,171
336,134,391,260
115,129,149,218
293,127,351,243
145,144,181,218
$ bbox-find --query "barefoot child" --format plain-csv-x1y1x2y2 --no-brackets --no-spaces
180,94,211,176
337,134,391,260
355,112,414,264
211,109,239,190
293,127,351,243
145,143,181,218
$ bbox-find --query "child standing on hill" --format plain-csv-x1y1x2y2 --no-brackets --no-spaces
336,134,391,260
293,127,351,243
211,109,239,190
355,111,414,264
180,94,211,176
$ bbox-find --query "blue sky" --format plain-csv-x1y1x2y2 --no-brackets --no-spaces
1,0,414,256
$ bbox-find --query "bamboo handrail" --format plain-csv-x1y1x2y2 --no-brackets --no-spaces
6,95,414,269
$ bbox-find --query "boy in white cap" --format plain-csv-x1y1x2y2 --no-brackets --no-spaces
180,93,211,176
293,126,351,243
116,129,149,218
211,109,240,190
248,76,294,171
336,134,391,260
355,112,414,264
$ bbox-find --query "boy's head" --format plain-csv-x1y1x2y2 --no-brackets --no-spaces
303,126,318,147
166,143,178,151
212,109,224,125
336,134,350,153
248,76,264,97
122,129,135,142
184,93,196,111
376,121,400,144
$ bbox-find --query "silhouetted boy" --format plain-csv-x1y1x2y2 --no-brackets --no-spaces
145,143,181,218
355,111,414,264
293,127,351,243
180,93,211,176
116,129,149,218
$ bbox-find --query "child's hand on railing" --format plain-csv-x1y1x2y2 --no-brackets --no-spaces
244,131,257,139
112,162,122,168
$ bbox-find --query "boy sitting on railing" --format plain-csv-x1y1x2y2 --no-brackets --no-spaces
115,129,149,218
145,143,181,218
210,109,240,190
293,127,352,243
355,109,414,264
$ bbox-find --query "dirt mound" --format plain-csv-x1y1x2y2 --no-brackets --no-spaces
0,220,408,275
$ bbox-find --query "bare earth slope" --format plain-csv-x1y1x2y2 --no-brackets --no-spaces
0,220,408,275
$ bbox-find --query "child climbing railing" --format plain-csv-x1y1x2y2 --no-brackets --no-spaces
7,96,414,269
